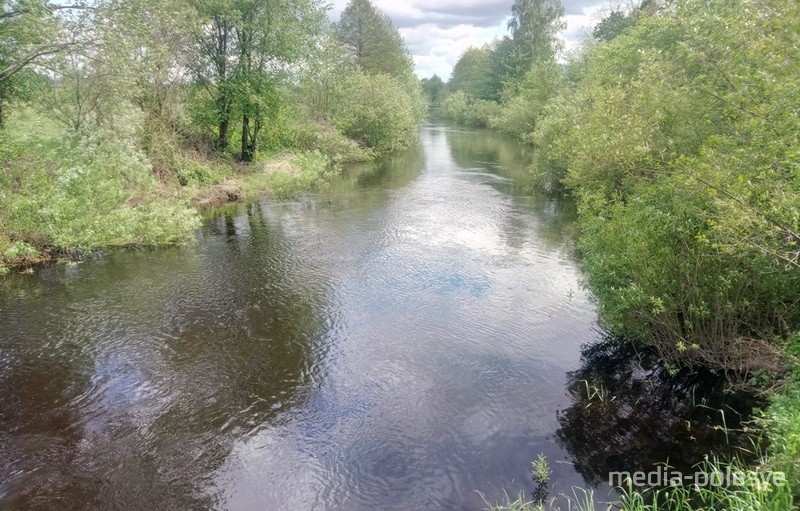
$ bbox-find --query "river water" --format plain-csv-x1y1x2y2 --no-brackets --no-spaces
0,125,742,510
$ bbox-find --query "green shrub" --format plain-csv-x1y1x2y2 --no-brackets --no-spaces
489,94,537,139
440,90,501,127
527,93,578,192
332,71,424,153
0,124,200,263
176,160,229,187
538,0,800,373
292,120,374,164
242,151,334,199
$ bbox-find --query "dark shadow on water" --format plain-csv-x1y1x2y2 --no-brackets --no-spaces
556,336,764,488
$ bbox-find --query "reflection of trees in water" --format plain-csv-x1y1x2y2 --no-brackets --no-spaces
446,126,534,177
556,337,761,487
331,139,426,194
446,126,579,253
0,208,332,509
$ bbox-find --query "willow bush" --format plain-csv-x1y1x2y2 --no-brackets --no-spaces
545,0,800,377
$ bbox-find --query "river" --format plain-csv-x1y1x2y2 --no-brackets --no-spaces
0,124,744,510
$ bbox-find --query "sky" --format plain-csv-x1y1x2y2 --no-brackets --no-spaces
328,0,616,80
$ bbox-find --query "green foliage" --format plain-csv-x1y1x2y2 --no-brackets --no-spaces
449,46,496,100
592,10,635,42
335,0,414,79
0,1,63,81
295,30,356,121
489,94,537,139
489,58,564,140
446,2,566,140
613,456,794,511
440,90,501,128
291,120,373,164
0,119,200,264
191,0,325,159
509,0,800,373
242,151,333,199
527,92,577,192
0,0,423,270
176,160,230,187
763,372,800,494
507,0,565,74
531,453,551,484
332,70,424,152
420,74,447,106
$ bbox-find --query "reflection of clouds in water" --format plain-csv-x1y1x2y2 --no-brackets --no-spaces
0,123,599,510
216,351,574,510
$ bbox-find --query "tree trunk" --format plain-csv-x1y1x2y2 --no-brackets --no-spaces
217,93,231,150
218,118,229,150
251,118,261,159
241,114,251,162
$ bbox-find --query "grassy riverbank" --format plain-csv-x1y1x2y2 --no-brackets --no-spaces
1,0,426,273
0,108,383,273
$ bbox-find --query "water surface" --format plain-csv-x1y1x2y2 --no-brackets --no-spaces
1,125,604,509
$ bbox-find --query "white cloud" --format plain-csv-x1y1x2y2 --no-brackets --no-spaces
328,0,615,79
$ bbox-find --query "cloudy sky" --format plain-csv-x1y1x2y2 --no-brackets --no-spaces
328,0,615,79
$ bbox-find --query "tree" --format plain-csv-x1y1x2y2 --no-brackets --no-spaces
593,10,635,41
192,0,240,151
448,46,495,100
420,74,446,106
335,0,413,79
233,0,323,161
487,37,515,100
40,55,110,130
193,0,324,160
507,0,565,74
100,0,199,125
296,30,355,120
0,0,88,126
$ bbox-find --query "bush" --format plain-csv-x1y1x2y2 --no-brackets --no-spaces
242,151,334,199
527,93,578,192
332,71,424,153
489,94,537,139
440,90,501,127
533,0,800,374
0,123,200,264
291,120,374,164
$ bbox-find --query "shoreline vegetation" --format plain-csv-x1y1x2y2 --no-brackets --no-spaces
0,0,425,273
436,0,799,509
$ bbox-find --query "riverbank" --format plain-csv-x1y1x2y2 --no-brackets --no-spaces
0,109,386,273
440,0,799,506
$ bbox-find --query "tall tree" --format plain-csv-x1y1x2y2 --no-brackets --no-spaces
335,0,413,79
507,0,565,74
297,30,355,120
193,0,238,150
449,46,494,100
